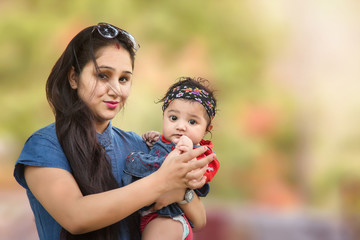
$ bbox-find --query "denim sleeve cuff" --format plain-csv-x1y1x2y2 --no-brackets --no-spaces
195,183,210,197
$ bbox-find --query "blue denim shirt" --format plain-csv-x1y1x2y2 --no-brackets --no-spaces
122,137,210,218
14,122,149,240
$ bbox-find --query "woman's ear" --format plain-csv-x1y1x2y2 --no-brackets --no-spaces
68,67,78,89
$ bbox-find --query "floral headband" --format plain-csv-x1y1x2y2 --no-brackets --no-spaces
162,85,216,119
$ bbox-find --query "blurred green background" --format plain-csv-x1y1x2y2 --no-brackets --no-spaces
1,0,360,229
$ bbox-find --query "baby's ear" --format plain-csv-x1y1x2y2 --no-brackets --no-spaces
207,124,213,132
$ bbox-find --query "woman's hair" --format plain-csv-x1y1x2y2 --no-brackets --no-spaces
46,24,139,240
159,76,217,130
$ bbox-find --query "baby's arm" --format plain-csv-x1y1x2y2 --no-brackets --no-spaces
142,131,161,148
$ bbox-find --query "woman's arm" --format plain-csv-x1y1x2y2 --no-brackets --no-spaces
25,146,213,234
25,166,165,234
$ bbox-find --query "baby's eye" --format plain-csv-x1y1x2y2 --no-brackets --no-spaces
170,115,177,121
188,119,197,125
97,73,109,80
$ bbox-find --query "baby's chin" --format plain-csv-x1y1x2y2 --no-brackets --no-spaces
171,138,180,144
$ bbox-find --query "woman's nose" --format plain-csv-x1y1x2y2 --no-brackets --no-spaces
106,81,121,97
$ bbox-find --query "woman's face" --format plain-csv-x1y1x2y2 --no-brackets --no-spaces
69,44,133,133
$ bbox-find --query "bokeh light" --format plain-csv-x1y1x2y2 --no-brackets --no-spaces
1,0,359,239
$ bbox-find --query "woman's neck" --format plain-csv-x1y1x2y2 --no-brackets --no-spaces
95,121,110,134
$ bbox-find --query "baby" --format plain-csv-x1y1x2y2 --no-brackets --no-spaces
122,77,220,240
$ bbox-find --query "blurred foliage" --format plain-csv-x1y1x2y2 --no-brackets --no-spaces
1,0,359,212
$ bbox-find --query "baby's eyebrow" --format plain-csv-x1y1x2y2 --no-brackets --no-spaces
167,109,180,114
188,113,201,119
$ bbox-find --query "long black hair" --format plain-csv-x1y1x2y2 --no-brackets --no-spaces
46,24,139,240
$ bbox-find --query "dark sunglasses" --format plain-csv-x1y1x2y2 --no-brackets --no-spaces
93,22,140,52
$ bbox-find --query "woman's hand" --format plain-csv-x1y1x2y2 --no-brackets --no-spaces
185,164,208,189
152,163,208,210
154,146,214,192
152,143,211,210
150,146,212,232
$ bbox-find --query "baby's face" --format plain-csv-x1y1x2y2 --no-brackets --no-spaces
162,99,209,145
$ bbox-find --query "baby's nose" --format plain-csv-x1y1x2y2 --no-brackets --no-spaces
176,122,186,131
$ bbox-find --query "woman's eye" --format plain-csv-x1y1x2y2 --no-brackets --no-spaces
119,76,129,83
98,73,108,80
170,115,177,121
189,120,197,125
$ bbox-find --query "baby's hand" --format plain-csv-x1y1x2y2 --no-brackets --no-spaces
175,135,193,154
142,131,161,148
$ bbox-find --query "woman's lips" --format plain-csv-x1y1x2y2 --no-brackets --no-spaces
104,101,119,109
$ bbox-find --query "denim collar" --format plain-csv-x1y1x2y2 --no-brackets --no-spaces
97,122,113,147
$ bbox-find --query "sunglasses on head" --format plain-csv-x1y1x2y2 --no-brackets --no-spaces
93,22,140,52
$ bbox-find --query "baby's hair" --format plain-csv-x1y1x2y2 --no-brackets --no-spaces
159,76,217,128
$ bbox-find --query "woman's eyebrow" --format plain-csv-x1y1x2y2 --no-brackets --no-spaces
98,65,115,70
98,65,133,74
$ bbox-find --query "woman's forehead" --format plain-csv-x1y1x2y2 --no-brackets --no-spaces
94,45,132,70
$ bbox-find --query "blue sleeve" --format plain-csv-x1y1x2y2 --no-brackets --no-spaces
121,138,165,186
195,183,210,197
128,131,149,152
14,131,71,189
136,133,150,153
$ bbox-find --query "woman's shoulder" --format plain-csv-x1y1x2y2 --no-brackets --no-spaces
111,126,142,141
23,123,62,149
15,123,70,189
30,122,57,138
110,126,148,152
19,122,65,156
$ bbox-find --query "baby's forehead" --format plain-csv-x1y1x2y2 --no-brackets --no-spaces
168,98,205,109
167,99,209,119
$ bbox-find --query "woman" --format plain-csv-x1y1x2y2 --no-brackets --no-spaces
14,23,213,240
